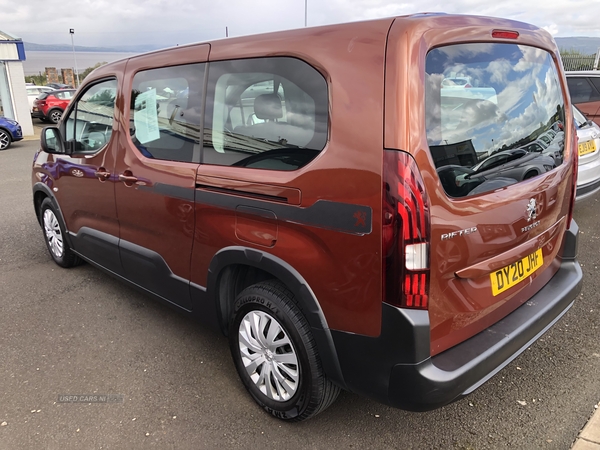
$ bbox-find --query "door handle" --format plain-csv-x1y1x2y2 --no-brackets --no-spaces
119,171,138,186
119,174,138,183
94,168,110,181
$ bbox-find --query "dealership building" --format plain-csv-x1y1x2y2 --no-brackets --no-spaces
0,30,34,136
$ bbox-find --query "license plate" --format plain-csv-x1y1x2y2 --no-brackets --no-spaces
490,248,543,296
578,140,597,156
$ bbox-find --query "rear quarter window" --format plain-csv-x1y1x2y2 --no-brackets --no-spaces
426,43,566,198
203,57,328,171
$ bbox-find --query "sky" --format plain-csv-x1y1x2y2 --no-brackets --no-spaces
1,0,599,48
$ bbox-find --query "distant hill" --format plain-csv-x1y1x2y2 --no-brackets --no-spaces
555,37,600,55
23,41,161,53
23,37,600,56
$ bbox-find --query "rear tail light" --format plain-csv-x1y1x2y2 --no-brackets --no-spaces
383,150,431,309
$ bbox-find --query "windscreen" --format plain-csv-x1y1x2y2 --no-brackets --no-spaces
426,43,565,198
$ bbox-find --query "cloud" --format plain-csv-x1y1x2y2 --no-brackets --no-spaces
543,23,559,36
2,0,600,48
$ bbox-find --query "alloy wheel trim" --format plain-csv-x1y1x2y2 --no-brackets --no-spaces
0,131,9,150
238,310,300,402
50,110,62,123
43,209,64,258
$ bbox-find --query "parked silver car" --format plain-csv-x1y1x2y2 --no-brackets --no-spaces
574,104,600,200
456,148,555,186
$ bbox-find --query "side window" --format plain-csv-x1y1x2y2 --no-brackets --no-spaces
523,142,543,153
506,150,526,163
65,79,117,153
129,64,205,163
480,155,505,171
567,77,600,103
590,77,600,98
56,91,74,100
204,57,328,171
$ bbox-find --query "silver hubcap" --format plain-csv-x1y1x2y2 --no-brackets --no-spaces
238,310,299,402
43,209,64,258
0,131,9,150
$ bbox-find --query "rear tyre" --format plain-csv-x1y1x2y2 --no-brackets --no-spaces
48,109,63,124
229,280,340,421
40,198,83,268
0,129,11,150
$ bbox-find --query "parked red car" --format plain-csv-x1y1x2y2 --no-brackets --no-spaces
32,89,76,123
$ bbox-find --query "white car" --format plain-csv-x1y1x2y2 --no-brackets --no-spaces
574,104,600,200
26,86,54,113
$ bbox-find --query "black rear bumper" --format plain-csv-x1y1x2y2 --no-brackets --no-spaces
330,221,583,411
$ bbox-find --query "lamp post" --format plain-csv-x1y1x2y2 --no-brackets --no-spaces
69,28,80,88
304,0,307,27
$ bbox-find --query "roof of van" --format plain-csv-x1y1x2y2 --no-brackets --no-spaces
124,13,546,61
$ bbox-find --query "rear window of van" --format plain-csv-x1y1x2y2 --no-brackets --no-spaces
425,43,565,198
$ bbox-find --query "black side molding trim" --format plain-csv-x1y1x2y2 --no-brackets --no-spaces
120,239,192,310
70,227,123,275
196,189,372,235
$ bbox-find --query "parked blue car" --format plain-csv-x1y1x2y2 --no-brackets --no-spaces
0,116,23,150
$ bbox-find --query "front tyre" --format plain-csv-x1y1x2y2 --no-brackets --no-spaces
40,198,82,268
0,129,11,150
229,280,340,421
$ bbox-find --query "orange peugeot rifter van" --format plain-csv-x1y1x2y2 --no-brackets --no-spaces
32,13,583,421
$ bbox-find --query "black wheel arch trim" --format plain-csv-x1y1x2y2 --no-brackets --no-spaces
206,246,347,388
32,182,75,249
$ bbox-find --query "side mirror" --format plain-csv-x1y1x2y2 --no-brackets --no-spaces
40,127,66,154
